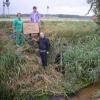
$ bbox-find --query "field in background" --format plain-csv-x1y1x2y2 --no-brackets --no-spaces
0,16,92,22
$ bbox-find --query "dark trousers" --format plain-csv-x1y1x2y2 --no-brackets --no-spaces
40,51,47,68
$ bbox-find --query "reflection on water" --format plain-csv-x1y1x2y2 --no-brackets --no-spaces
49,83,100,100
70,83,100,100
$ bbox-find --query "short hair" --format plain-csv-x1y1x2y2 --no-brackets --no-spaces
33,6,37,9
16,13,21,16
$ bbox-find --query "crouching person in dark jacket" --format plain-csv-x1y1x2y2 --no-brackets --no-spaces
38,32,50,69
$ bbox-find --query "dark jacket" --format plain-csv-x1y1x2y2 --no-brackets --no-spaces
38,37,50,51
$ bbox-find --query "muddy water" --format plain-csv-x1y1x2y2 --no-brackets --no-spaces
50,96,66,100
49,83,100,100
70,83,100,100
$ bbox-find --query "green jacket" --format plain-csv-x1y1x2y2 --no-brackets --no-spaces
13,18,23,33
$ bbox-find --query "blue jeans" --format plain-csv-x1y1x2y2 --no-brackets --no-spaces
39,51,47,68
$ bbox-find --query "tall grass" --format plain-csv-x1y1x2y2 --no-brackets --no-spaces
44,21,100,94
0,49,26,68
0,21,99,99
0,48,28,99
43,21,100,94
0,48,27,82
60,34,100,94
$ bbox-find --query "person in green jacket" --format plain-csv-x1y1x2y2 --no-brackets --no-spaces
13,13,24,48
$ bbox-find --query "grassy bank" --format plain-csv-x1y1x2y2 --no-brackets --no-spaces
0,21,100,99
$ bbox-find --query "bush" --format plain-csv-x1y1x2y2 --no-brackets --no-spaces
0,48,27,82
63,34,100,93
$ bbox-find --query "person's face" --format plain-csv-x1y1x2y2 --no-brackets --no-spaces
40,33,45,38
17,13,21,19
33,8,37,12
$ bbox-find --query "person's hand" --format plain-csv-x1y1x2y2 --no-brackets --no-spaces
32,37,37,41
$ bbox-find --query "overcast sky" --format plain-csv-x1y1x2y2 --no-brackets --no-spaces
0,0,93,15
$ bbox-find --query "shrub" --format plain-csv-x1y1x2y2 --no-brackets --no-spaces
63,34,100,93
